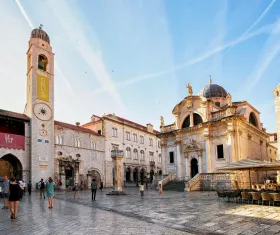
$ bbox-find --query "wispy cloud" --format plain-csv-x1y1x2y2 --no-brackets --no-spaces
244,19,280,90
224,0,277,55
14,0,76,97
47,0,126,113
14,0,33,28
86,23,272,97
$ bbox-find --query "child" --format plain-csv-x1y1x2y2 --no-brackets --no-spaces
139,183,144,198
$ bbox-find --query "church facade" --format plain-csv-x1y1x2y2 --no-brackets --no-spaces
159,81,278,182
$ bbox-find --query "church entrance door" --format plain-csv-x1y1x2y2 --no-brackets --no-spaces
191,158,198,178
0,154,22,180
65,164,74,187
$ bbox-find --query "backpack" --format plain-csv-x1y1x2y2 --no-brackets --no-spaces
40,182,45,189
91,181,97,190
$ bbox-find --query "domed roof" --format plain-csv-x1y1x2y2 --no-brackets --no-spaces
31,26,50,44
198,83,227,98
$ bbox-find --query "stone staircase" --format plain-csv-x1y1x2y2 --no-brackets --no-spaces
163,180,185,192
185,173,235,192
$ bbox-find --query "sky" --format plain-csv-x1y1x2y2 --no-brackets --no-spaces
0,0,280,132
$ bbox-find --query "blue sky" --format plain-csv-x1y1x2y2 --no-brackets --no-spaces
0,0,280,132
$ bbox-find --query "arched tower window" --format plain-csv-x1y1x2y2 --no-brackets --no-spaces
182,115,190,128
249,112,258,127
193,113,203,126
38,54,48,71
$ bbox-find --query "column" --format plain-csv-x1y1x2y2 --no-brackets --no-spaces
131,168,134,182
198,151,203,173
185,153,191,180
176,134,182,179
190,112,194,127
87,174,92,189
204,128,212,173
60,173,66,189
227,122,236,164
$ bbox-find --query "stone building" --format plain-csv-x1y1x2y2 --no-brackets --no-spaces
159,80,278,183
0,27,106,188
82,114,162,186
274,84,280,160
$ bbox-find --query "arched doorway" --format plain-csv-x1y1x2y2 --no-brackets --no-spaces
191,158,198,178
0,154,23,180
65,164,74,186
158,170,162,176
140,168,145,181
90,170,101,188
126,167,131,182
133,168,139,182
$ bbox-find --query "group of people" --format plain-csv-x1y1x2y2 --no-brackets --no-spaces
2,176,34,219
38,178,56,208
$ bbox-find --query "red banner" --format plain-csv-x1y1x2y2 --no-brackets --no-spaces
0,133,25,150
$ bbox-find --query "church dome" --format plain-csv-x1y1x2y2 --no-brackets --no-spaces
31,26,50,44
198,83,227,98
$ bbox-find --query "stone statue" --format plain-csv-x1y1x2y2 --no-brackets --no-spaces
226,93,232,106
186,82,193,96
160,116,164,126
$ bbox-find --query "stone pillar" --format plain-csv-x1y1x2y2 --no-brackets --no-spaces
190,112,194,127
60,174,66,189
198,152,203,174
130,169,134,182
227,122,236,164
176,134,182,179
204,128,212,173
185,154,191,180
176,140,182,179
87,174,92,189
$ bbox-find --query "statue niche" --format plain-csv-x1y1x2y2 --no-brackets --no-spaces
38,54,48,71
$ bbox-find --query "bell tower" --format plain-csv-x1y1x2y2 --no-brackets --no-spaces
25,25,54,184
274,84,280,160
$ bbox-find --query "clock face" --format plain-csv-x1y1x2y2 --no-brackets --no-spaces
33,103,52,121
39,129,47,137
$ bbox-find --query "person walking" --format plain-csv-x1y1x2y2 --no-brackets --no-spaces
139,183,144,198
2,176,9,209
27,181,32,196
72,183,80,199
91,179,97,201
99,181,103,191
145,177,149,190
39,179,45,199
8,177,24,219
46,177,55,209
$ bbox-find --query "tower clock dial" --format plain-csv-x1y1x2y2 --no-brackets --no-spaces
33,103,52,121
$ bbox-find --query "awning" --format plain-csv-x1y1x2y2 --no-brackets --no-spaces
218,158,264,171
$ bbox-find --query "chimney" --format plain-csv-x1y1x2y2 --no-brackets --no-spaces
147,123,153,133
76,122,80,126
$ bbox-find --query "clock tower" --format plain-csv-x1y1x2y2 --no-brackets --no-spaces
25,26,54,184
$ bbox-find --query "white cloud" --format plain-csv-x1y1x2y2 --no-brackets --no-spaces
86,23,272,97
47,0,127,114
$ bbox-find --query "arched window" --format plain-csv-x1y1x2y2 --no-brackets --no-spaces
38,54,48,71
134,149,138,159
126,147,131,158
215,102,220,107
277,91,279,96
91,141,96,150
140,150,144,160
193,113,203,126
249,112,258,127
182,115,190,128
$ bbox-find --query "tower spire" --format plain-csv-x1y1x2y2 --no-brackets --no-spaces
209,75,212,84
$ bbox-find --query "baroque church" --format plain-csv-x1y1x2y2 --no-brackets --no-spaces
0,27,161,188
159,81,278,183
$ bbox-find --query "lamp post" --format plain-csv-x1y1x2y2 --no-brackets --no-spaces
107,150,127,195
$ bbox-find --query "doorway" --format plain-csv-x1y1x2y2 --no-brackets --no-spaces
133,168,139,182
0,154,22,180
191,158,198,178
126,167,131,182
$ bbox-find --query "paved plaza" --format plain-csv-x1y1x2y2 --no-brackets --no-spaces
2,188,280,234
